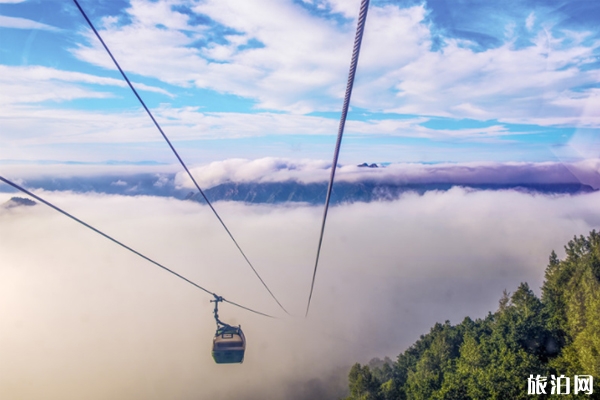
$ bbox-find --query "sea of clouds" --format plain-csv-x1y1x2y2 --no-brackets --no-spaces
2,158,600,196
2,180,600,399
175,157,600,189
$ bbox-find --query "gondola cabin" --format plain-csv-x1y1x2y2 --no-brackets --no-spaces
212,325,246,364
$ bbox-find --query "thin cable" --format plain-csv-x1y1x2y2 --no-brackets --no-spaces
71,0,288,315
0,175,274,319
305,0,370,317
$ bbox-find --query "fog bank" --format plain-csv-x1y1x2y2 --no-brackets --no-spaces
1,188,599,399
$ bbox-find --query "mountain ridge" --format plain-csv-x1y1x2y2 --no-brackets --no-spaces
1,174,595,205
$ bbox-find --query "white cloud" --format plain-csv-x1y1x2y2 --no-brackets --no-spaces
0,80,113,105
153,174,170,187
1,188,600,398
173,157,600,189
0,65,172,106
67,0,600,126
380,32,600,125
1,98,523,161
0,15,60,31
526,12,535,31
0,105,156,147
2,1,597,166
72,0,414,113
111,180,128,186
323,0,362,18
176,157,331,188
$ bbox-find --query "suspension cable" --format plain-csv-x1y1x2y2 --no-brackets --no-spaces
0,175,274,319
71,0,288,315
305,0,370,317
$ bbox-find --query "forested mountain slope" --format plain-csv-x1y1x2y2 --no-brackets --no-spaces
346,231,600,399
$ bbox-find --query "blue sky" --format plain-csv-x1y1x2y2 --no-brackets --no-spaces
1,0,599,167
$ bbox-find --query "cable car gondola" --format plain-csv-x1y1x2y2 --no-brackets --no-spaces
212,324,246,364
211,296,246,364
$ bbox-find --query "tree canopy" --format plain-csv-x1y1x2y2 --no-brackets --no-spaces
346,230,600,399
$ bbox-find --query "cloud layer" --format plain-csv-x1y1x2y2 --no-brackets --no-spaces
68,0,600,124
2,0,599,166
0,0,600,162
2,187,600,399
175,157,600,189
0,14,61,31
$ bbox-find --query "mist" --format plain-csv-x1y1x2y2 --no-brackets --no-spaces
1,188,600,399
179,158,600,189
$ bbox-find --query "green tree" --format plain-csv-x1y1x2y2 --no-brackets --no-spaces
346,231,600,399
346,363,382,400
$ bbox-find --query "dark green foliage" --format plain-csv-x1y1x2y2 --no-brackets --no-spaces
346,363,383,400
346,230,600,399
368,357,394,384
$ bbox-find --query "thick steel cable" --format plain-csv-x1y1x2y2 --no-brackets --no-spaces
0,176,274,319
71,0,288,315
305,0,370,317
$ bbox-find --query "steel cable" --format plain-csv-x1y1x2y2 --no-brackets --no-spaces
71,0,288,315
305,0,370,317
0,175,274,319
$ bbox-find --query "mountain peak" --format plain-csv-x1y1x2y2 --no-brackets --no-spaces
3,197,37,209
357,162,378,168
